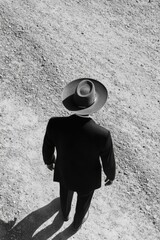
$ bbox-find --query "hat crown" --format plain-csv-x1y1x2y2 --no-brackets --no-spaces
73,80,96,108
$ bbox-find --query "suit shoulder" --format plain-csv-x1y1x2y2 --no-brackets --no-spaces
91,120,110,136
49,116,67,122
48,116,69,126
47,117,60,128
49,116,60,123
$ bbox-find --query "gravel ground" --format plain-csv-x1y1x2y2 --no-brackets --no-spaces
0,0,160,239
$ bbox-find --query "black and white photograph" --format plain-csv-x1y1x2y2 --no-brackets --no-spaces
0,0,160,239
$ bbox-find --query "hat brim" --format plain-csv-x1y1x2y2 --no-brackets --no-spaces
62,78,108,115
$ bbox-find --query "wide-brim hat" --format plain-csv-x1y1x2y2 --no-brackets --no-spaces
62,78,108,115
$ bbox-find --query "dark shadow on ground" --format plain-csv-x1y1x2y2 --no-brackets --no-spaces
0,198,77,240
51,224,78,240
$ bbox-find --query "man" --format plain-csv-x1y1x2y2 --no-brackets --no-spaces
42,78,116,230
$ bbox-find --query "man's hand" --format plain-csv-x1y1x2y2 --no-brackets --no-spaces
47,164,55,171
105,177,113,186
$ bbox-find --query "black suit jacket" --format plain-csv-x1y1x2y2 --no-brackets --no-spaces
42,114,116,193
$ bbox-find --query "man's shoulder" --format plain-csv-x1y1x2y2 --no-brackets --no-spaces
48,116,69,126
90,120,110,136
49,116,61,122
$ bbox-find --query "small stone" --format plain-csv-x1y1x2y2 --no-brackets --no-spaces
146,205,150,211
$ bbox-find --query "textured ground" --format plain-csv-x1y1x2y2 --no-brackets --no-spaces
0,0,160,239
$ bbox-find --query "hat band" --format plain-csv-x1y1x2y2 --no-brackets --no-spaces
76,96,97,109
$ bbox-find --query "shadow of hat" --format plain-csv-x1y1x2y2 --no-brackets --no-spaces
62,78,108,115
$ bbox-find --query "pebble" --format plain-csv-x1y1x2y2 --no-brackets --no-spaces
145,205,150,211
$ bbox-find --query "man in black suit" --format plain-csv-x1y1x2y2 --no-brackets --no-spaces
42,78,116,230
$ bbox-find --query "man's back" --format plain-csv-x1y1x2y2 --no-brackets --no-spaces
43,114,115,193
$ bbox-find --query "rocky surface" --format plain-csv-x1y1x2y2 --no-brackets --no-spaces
0,0,160,239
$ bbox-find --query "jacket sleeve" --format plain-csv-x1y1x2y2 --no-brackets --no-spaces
100,131,116,181
42,118,56,165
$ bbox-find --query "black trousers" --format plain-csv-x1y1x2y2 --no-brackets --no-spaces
60,183,94,225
